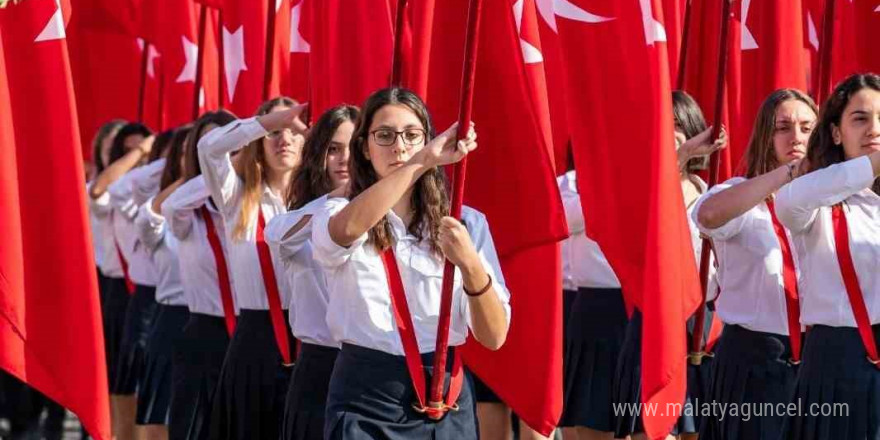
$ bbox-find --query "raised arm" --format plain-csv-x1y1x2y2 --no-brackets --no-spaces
136,197,166,251
90,136,153,199
162,176,212,240
697,163,797,230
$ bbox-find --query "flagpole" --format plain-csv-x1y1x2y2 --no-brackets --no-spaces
263,0,278,101
137,41,151,123
676,0,693,90
689,0,731,366
218,9,226,108
816,0,835,103
429,0,483,416
391,0,408,86
193,4,208,120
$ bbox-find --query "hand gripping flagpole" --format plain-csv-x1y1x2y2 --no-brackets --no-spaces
426,0,483,420
689,0,731,367
193,3,208,120
391,0,408,87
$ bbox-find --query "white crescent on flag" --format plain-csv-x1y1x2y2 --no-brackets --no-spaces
548,0,614,31
176,35,199,83
34,0,64,42
223,26,248,101
741,0,758,50
137,38,161,79
639,0,666,45
290,2,310,53
807,11,819,51
513,0,544,64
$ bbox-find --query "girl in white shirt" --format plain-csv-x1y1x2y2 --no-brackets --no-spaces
264,104,359,440
312,88,510,439
161,110,237,440
133,125,191,440
694,89,818,439
614,91,726,440
198,97,308,440
776,74,880,440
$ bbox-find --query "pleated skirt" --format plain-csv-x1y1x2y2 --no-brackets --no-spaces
281,343,340,440
136,304,189,425
112,284,158,395
102,277,130,392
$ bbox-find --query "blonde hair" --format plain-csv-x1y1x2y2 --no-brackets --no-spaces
232,96,297,240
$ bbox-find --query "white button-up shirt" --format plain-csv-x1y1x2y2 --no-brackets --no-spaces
692,177,802,335
557,171,621,290
198,118,290,311
136,196,186,305
88,181,123,278
311,198,512,356
266,195,338,348
776,155,880,327
163,176,238,317
108,161,165,286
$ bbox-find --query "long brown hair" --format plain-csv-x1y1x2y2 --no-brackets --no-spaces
672,90,709,172
183,109,237,181
349,87,449,253
92,119,126,174
159,125,192,191
232,96,297,240
290,104,359,209
743,89,817,178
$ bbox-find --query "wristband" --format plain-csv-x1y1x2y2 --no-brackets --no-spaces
464,273,493,297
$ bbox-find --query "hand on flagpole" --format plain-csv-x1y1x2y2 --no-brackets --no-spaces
438,216,480,271
416,122,478,168
677,125,727,170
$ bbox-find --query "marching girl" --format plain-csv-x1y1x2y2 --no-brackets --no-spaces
161,110,237,440
693,89,817,439
132,126,192,440
614,91,726,440
311,87,510,439
88,119,125,306
263,104,359,440
197,97,307,440
777,73,880,440
556,147,627,440
89,122,162,439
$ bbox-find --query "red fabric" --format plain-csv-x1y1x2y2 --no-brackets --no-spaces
555,1,702,437
255,210,292,365
534,0,571,174
301,0,395,117
661,0,684,87
831,204,879,365
201,206,237,336
767,200,803,363
739,0,808,171
400,0,433,99
420,0,567,434
679,0,740,179
149,0,201,128
380,249,464,418
287,0,310,103
0,1,110,438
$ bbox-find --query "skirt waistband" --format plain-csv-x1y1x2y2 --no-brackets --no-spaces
340,343,459,373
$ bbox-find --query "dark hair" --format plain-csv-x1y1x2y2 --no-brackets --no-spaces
672,90,709,172
108,122,153,164
183,109,238,181
92,120,126,174
742,89,817,178
290,104,360,209
160,125,193,190
807,73,880,173
349,87,449,253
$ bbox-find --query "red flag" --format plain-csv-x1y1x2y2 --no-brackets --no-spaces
149,0,201,127
554,1,701,437
302,0,395,117
679,0,741,179
535,0,572,174
288,0,310,102
739,0,808,167
0,0,110,438
421,0,567,433
660,0,684,83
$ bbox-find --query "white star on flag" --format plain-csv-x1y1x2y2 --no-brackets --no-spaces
223,26,248,101
513,0,544,64
137,38,161,79
35,0,65,42
741,0,758,50
176,36,199,83
807,12,819,51
639,0,666,45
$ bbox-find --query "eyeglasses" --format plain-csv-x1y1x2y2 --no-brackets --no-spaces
370,128,426,147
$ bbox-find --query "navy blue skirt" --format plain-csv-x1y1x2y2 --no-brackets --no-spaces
700,324,799,440
208,309,294,440
112,284,158,395
613,308,716,437
282,343,340,440
559,287,628,431
102,277,130,393
325,343,478,440
168,313,231,440
781,324,880,440
136,304,189,425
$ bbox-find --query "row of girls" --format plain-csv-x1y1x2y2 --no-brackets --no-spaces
86,87,511,440
557,73,880,440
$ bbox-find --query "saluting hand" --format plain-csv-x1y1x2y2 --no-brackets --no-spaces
417,122,477,168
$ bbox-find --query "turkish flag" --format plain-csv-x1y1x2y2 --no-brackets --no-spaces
420,0,568,434
535,0,572,174
679,0,741,179
740,0,808,165
661,0,684,84
288,0,310,103
399,0,433,99
302,0,395,117
554,1,702,438
148,0,201,128
0,0,110,438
